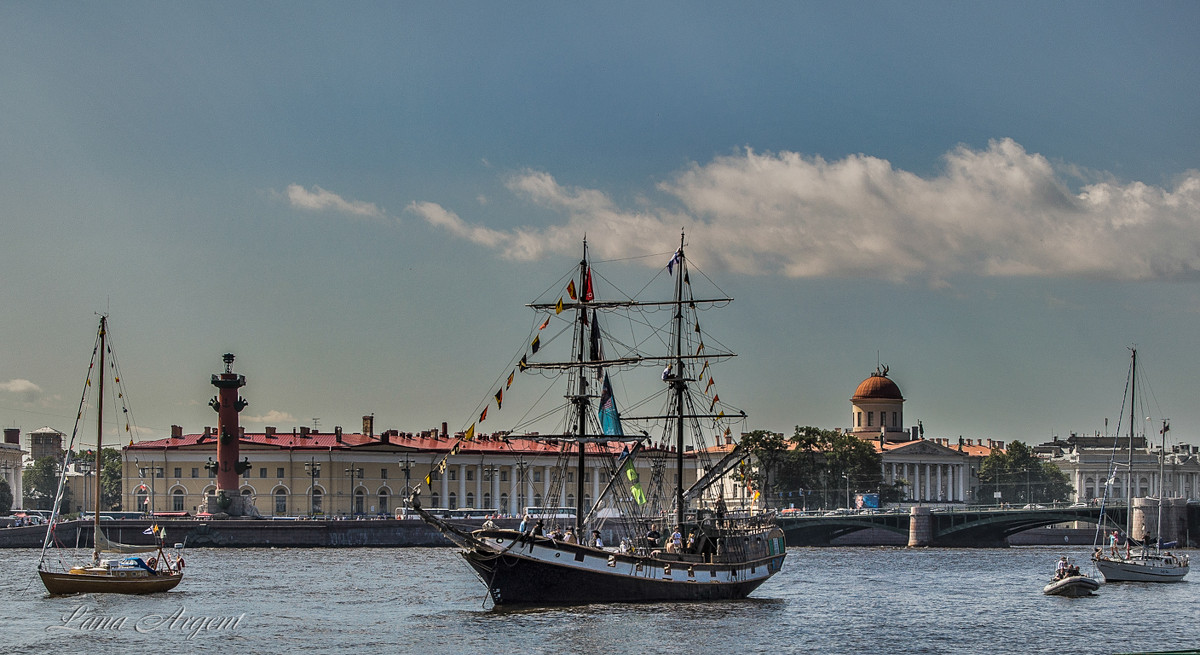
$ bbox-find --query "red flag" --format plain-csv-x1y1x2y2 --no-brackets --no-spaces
539,316,550,330
506,371,514,388
479,406,488,423
584,269,594,301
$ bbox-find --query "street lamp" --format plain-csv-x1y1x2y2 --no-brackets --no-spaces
78,457,93,515
515,456,529,512
483,464,498,511
842,473,851,510
304,458,321,517
345,465,364,516
398,454,414,516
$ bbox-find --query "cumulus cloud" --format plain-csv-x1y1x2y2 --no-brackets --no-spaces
242,410,296,425
0,379,44,403
285,184,385,219
412,139,1200,282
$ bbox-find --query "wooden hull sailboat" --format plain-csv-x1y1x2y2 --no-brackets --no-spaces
414,235,786,605
37,315,185,595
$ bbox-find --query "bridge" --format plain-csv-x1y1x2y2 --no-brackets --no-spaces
778,506,1127,548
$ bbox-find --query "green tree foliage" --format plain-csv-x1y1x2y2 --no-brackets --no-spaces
23,455,68,511
743,426,884,509
0,478,12,515
71,448,124,511
978,441,1073,505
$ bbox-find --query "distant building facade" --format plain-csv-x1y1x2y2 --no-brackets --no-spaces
1037,432,1200,503
123,420,694,517
27,426,65,462
2,428,25,509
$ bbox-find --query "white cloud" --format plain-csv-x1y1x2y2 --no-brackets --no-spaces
285,184,385,219
413,139,1200,282
0,379,43,403
242,410,296,425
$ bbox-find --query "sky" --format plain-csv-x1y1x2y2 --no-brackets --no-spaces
2,3,1200,452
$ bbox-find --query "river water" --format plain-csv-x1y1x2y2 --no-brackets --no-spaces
3,545,1197,654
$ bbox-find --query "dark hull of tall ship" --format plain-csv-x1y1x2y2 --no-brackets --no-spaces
458,528,786,605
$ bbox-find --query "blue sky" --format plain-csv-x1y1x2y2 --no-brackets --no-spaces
2,3,1199,450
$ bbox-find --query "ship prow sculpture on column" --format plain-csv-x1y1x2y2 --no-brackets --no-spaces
205,353,254,517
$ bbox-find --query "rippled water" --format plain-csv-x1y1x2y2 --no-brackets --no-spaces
4,545,1197,654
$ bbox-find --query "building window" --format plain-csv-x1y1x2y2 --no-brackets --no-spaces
867,412,873,427
483,492,492,509
354,490,365,514
242,467,250,479
566,494,575,507
567,472,574,483
500,470,509,482
208,467,216,478
499,493,508,510
173,467,182,479
172,490,184,512
466,469,474,481
857,411,862,427
533,493,542,507
312,489,323,514
449,469,457,481
431,492,440,507
274,489,287,515
431,469,441,481
277,467,285,479
381,468,388,480
379,490,389,514
259,468,267,478
892,412,898,428
191,467,198,478
466,492,475,508
448,492,457,510
533,470,542,483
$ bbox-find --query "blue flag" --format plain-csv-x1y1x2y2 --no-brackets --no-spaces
598,373,624,436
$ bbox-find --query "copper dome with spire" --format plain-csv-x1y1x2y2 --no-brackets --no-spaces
851,365,903,401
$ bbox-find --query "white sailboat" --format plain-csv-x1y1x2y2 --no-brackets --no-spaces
1091,348,1189,583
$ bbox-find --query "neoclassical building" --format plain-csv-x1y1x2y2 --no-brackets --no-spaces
123,420,694,517
850,367,996,504
1037,432,1200,504
1,428,25,510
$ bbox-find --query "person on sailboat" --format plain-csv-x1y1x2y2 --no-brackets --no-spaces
1108,530,1119,557
592,530,604,548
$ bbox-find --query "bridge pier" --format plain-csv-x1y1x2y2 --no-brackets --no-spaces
908,506,931,547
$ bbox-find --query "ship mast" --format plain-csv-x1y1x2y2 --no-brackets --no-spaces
672,232,687,532
573,240,589,533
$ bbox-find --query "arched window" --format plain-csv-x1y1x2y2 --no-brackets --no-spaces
274,488,287,515
172,489,185,512
533,493,542,507
431,492,441,508
378,489,389,514
448,492,457,510
499,493,509,512
483,492,492,509
312,488,323,514
354,489,365,515
466,492,475,508
566,494,575,508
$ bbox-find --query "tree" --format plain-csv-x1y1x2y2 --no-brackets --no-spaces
978,441,1073,505
739,430,788,507
748,426,884,509
23,455,68,511
0,478,12,515
72,448,124,511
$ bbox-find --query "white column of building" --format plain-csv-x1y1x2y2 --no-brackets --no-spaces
912,464,920,501
440,467,449,508
936,465,944,501
890,462,897,486
510,466,520,515
923,464,931,501
474,464,482,509
946,465,954,502
13,467,22,509
958,464,966,503
457,464,467,509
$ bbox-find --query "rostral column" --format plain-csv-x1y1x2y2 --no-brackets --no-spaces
208,353,250,515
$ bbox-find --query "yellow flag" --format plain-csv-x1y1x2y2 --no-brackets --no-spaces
464,423,476,441
555,297,564,314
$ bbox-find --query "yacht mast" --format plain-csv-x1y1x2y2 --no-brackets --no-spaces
92,316,106,566
1126,347,1135,541
1156,419,1167,553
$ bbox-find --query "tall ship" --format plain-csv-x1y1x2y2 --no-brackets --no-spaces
413,234,786,604
37,315,184,594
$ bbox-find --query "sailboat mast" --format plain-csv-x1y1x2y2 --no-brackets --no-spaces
93,316,106,565
673,233,686,532
1126,347,1135,541
574,241,589,533
1156,419,1166,553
